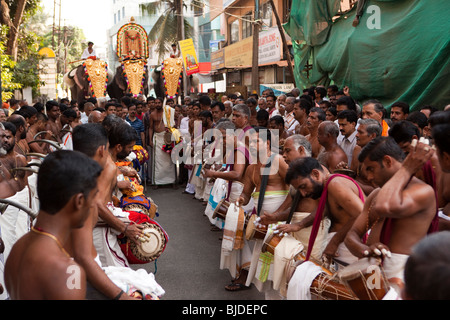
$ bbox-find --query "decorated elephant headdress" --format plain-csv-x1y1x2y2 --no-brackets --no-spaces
82,58,108,98
161,57,183,100
116,17,149,97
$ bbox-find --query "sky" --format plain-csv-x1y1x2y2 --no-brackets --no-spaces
40,0,113,49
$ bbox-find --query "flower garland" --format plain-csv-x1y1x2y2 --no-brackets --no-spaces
132,145,149,165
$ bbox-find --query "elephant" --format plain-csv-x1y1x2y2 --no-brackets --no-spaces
63,58,111,103
149,64,200,101
107,60,150,100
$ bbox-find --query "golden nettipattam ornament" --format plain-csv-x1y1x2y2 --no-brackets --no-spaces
122,59,147,96
83,58,108,98
162,57,183,99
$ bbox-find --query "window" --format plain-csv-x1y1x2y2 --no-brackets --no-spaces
242,12,253,39
230,19,239,44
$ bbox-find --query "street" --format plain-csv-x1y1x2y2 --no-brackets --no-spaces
131,185,265,300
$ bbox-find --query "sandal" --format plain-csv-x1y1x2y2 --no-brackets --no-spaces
225,283,250,292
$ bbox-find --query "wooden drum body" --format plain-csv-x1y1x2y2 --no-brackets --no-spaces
337,258,389,300
245,214,268,240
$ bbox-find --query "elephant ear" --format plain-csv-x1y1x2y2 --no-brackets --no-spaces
115,66,127,91
74,65,86,91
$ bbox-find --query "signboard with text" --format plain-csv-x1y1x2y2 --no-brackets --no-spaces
179,38,200,75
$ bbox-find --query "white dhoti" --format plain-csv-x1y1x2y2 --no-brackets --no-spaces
286,261,324,300
152,131,176,185
245,191,288,299
205,178,227,228
219,181,254,279
272,235,304,296
0,186,31,260
191,165,206,200
326,232,359,267
291,212,331,262
92,203,130,268
103,266,165,299
0,227,8,300
382,252,408,295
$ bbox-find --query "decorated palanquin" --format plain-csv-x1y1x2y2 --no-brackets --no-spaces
116,17,149,96
83,58,108,98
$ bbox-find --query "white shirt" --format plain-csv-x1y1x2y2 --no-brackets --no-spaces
179,116,189,135
284,111,299,134
338,129,358,167
80,112,88,124
81,48,97,59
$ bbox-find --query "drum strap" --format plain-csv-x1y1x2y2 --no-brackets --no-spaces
256,154,276,216
286,191,301,224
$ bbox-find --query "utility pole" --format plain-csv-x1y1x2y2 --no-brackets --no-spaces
179,1,189,99
52,0,56,49
269,0,296,87
251,0,260,95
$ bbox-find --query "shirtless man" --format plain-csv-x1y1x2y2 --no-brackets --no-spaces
0,122,33,288
259,135,318,226
203,108,253,292
317,121,348,172
149,97,176,187
305,107,325,158
237,127,289,297
7,114,29,157
26,112,49,155
293,98,311,136
277,156,365,266
45,100,62,144
345,137,437,291
4,150,102,300
432,122,450,230
71,123,140,300
148,97,167,145
0,122,29,199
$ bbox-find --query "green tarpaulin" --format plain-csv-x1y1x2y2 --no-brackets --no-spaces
284,0,450,111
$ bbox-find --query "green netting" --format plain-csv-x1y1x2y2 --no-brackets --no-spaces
284,0,450,111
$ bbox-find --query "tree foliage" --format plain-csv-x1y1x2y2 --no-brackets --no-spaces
140,0,194,62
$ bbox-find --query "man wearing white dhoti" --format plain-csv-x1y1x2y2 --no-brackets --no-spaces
236,127,290,299
149,99,176,187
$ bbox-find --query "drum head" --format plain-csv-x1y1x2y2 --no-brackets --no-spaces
245,215,257,240
338,257,381,281
131,223,167,262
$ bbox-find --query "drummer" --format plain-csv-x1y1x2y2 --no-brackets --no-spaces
0,122,30,263
260,135,330,261
4,150,102,300
277,156,364,267
71,123,139,300
202,109,254,292
238,127,290,299
344,137,437,293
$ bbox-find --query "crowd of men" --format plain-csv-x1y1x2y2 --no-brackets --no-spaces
0,84,449,300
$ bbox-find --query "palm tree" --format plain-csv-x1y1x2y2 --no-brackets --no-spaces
140,0,203,62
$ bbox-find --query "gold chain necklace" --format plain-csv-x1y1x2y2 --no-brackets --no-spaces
31,226,71,258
